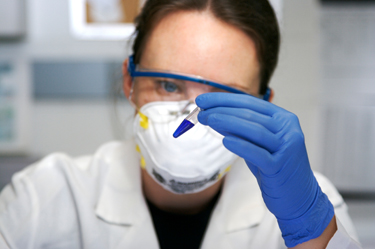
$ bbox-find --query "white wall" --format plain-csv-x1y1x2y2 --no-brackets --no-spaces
271,0,321,171
0,0,322,165
319,5,375,192
31,99,134,157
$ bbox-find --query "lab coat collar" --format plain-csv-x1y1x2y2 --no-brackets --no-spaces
215,158,266,233
94,139,147,226
94,139,266,233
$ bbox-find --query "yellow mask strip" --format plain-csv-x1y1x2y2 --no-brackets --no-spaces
135,145,146,169
218,165,232,179
138,112,149,129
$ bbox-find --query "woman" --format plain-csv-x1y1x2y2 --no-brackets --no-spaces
0,0,360,248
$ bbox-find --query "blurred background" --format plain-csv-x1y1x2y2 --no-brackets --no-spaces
0,0,374,247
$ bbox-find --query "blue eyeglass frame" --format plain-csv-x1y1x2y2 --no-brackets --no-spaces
127,55,271,101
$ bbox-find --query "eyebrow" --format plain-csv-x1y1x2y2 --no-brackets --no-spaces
153,77,186,85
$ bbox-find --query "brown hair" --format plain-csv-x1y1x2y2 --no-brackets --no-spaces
132,0,280,95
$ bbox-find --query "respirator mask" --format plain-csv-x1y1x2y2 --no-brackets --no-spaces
133,101,238,194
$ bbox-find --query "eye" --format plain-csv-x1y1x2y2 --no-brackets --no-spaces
158,80,178,93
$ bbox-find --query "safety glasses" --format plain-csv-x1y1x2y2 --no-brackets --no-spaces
127,55,271,101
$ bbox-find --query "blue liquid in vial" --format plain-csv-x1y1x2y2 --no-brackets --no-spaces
173,119,194,138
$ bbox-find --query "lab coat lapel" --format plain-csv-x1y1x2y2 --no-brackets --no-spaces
94,141,267,249
200,158,266,249
95,139,159,249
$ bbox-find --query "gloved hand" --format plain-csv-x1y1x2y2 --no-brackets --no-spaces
196,92,334,247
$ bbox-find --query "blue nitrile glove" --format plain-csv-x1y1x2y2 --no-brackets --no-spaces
196,93,334,247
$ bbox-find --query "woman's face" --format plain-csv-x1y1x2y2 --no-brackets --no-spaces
125,10,261,108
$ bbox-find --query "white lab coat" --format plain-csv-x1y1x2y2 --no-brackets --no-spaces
0,139,361,249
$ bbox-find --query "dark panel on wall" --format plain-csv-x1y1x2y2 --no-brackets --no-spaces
32,61,122,98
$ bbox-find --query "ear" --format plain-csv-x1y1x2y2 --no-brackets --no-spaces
122,58,133,99
268,88,274,103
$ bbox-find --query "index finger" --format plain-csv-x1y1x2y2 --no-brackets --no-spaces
195,92,280,117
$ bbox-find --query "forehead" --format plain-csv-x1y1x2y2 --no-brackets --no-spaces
140,10,260,93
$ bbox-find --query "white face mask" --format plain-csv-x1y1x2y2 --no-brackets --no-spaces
133,101,238,194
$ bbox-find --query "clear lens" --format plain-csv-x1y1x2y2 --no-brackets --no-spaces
130,77,220,124
129,75,251,124
131,76,230,104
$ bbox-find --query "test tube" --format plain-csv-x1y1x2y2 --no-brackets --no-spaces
173,106,200,138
